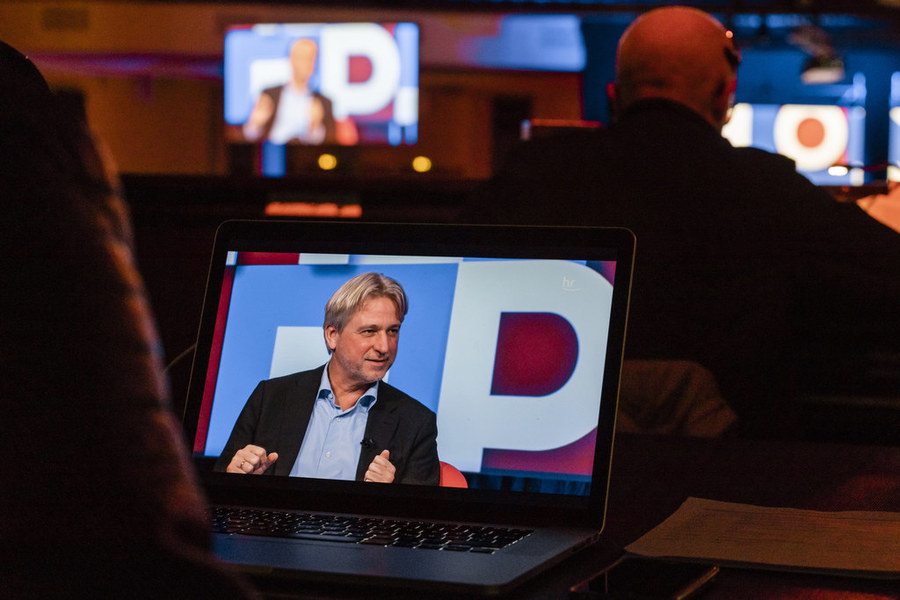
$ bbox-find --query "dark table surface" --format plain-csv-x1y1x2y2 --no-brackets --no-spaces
249,433,900,600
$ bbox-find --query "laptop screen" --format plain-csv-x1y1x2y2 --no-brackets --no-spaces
183,221,633,527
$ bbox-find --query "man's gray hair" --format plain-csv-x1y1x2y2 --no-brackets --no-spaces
323,272,408,333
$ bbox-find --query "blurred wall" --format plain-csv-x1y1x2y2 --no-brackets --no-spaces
0,2,583,179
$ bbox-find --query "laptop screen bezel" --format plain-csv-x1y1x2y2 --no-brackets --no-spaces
183,219,634,530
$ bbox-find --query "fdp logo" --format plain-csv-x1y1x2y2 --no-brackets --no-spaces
436,260,613,474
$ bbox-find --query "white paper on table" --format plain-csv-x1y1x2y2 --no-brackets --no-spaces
626,497,900,579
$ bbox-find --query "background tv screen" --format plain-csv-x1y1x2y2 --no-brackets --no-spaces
722,102,866,186
224,22,419,148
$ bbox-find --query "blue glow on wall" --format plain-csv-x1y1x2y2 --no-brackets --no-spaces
461,14,585,72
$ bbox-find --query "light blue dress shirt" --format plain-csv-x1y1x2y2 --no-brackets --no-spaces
290,364,378,480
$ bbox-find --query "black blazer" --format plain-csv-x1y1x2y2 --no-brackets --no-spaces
215,365,440,485
255,85,337,144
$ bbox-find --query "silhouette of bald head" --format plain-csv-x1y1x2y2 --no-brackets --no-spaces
612,6,740,130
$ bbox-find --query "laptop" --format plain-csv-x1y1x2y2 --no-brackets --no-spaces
182,219,634,596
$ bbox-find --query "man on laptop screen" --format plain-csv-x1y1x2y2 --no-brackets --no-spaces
240,37,337,145
215,272,440,485
183,222,634,595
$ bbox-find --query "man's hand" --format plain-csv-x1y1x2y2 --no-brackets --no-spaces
364,449,395,483
242,94,275,141
310,97,325,130
226,444,278,475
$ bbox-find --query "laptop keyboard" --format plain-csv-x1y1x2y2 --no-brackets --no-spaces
211,506,532,554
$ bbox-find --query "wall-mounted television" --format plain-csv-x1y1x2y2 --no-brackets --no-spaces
722,101,866,185
224,22,419,175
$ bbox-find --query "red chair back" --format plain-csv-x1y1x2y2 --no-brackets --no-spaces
439,461,468,488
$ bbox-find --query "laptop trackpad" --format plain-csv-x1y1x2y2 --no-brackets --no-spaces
214,535,367,572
